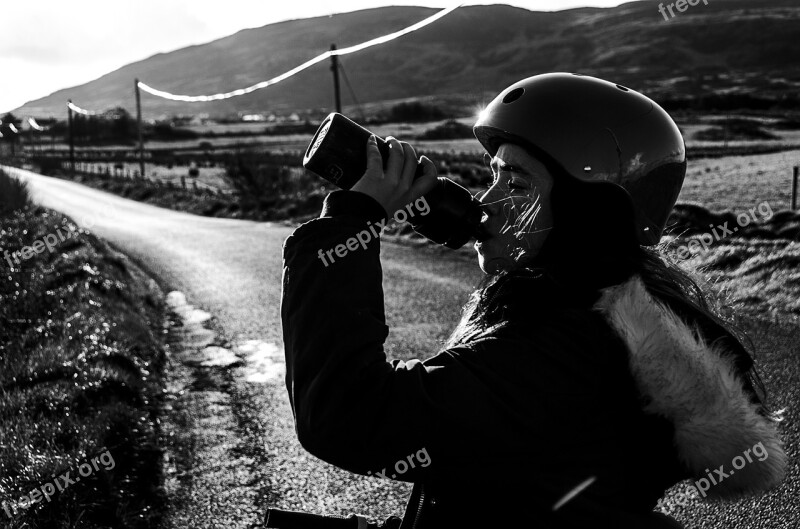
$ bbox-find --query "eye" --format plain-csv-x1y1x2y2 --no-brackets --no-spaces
498,161,519,173
486,159,530,191
508,179,528,191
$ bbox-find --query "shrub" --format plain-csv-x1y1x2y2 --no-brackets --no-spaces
383,101,447,123
695,119,778,141
417,119,474,140
0,169,31,217
29,156,64,176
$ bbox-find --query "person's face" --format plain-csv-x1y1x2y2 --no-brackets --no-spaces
475,143,554,275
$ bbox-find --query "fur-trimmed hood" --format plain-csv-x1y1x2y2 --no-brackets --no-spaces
593,275,787,499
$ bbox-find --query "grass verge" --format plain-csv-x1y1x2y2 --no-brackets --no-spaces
0,169,167,528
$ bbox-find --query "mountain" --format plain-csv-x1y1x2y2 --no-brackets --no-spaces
12,0,800,119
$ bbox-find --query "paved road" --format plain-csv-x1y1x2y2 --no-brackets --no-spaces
9,167,798,528
9,167,482,527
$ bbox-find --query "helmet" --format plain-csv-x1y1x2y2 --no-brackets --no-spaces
474,72,686,245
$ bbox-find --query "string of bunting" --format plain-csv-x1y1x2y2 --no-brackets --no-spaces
137,3,462,102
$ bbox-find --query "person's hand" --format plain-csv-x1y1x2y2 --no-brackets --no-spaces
351,135,438,217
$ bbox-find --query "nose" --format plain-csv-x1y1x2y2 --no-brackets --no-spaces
478,183,504,217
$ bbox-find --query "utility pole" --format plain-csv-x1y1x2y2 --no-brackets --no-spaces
330,44,342,114
135,78,145,178
67,100,75,176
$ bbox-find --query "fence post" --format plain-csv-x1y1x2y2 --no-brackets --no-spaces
330,44,342,113
135,79,146,178
67,100,75,177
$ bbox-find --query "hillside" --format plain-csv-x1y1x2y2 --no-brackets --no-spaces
12,0,800,119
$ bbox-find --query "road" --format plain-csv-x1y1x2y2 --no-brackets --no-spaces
9,167,482,527
8,167,798,528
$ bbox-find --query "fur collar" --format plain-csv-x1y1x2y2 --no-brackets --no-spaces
593,275,787,499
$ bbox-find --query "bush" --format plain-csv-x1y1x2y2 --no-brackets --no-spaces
695,119,778,141
262,121,319,136
383,101,447,123
0,169,31,216
417,119,474,140
223,153,326,219
149,123,198,141
29,157,64,176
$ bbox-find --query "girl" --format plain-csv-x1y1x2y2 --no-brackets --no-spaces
280,73,786,528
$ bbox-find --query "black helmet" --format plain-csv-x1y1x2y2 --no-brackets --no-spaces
474,72,686,245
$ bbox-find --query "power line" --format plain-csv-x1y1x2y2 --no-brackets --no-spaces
28,118,45,131
137,3,462,102
67,102,97,116
338,61,366,123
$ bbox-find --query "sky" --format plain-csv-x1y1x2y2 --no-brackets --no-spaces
0,1,638,114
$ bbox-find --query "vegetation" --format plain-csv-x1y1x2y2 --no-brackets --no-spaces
667,204,800,241
416,119,474,140
377,101,447,124
150,122,199,141
48,108,137,146
260,121,319,136
695,118,778,141
63,170,240,219
0,169,167,528
1,114,22,155
666,237,800,319
660,93,800,113
25,151,330,222
0,169,30,216
221,152,328,220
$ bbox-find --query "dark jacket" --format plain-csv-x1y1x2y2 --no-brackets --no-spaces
280,191,786,529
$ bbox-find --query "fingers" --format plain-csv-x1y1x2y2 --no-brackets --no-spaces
385,137,405,183
363,135,433,213
399,141,418,187
411,155,438,198
386,137,419,186
365,135,383,177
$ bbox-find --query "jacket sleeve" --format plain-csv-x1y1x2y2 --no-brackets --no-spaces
281,190,508,482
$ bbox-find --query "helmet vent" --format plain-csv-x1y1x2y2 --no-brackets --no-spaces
616,84,630,92
502,88,525,104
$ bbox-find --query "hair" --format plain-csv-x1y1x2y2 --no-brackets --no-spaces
447,148,775,417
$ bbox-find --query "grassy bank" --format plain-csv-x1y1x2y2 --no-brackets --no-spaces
0,169,167,528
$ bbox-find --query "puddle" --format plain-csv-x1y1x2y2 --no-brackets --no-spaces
166,291,284,383
167,291,215,348
193,346,243,368
235,340,285,383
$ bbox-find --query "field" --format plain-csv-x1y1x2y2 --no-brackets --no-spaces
681,150,800,212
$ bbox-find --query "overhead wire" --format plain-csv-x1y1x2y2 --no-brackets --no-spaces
28,118,45,131
137,3,462,102
337,61,366,123
67,102,97,116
